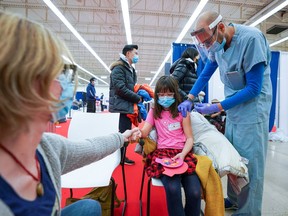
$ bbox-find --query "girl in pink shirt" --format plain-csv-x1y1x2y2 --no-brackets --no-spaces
140,76,201,216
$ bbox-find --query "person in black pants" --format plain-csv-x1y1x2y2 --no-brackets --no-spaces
86,77,96,113
100,93,104,112
109,44,143,165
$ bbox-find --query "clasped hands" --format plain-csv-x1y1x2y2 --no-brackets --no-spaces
122,128,142,143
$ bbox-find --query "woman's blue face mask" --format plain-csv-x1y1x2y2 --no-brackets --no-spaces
51,65,76,122
157,96,175,108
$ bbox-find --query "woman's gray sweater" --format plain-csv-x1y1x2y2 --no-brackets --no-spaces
0,132,124,215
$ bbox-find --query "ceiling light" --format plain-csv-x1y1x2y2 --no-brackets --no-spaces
100,76,108,79
247,1,288,47
149,0,209,86
150,50,172,85
78,76,89,83
249,1,288,27
270,36,288,47
121,0,132,44
77,65,109,85
43,0,111,73
145,77,151,81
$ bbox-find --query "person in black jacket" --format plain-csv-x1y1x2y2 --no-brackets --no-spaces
170,47,199,101
109,44,142,165
86,77,97,113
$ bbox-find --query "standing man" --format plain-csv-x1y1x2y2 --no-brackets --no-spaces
178,11,272,215
100,93,104,112
109,44,142,165
86,77,96,113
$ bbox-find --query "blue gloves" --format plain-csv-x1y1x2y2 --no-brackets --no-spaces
137,89,151,102
194,103,220,114
178,100,193,117
138,102,147,120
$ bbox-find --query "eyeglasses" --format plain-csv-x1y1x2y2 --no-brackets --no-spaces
198,26,218,48
61,64,77,83
157,93,174,97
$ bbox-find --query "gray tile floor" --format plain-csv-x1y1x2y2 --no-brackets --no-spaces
222,141,288,216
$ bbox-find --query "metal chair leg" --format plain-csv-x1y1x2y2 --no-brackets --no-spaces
121,144,128,216
147,178,151,216
110,178,116,216
69,188,73,198
139,166,146,216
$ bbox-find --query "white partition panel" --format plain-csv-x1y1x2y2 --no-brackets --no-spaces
278,52,288,136
208,68,225,102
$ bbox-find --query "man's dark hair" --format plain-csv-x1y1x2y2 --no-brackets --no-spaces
122,44,138,56
90,77,96,83
181,47,199,59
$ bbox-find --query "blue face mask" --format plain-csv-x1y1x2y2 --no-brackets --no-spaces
132,55,139,64
208,36,226,53
157,96,175,108
51,71,75,122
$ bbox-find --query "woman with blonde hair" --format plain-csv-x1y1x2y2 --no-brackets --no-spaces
0,11,140,216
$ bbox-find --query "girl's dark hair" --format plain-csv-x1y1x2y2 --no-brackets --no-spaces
153,76,182,119
181,47,199,59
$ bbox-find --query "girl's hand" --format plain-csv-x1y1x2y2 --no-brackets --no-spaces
122,127,142,142
171,152,185,161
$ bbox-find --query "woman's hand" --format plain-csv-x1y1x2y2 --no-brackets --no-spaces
122,127,142,142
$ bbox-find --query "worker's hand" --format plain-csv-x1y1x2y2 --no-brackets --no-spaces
178,100,193,117
122,128,142,143
194,103,220,115
137,89,152,102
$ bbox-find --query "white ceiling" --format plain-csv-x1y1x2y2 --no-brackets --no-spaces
1,0,288,86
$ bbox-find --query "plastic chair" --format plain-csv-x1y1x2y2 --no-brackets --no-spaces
61,112,127,216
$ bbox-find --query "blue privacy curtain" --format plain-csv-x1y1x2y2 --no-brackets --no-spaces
269,51,280,131
172,42,208,103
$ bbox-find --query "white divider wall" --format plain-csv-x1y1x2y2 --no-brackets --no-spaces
278,52,288,135
208,68,225,102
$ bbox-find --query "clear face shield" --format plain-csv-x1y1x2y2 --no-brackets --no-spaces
191,15,222,63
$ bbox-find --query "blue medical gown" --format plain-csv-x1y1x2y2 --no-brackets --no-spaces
214,24,272,215
215,24,272,124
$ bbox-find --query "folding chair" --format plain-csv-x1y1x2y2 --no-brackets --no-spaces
61,112,128,216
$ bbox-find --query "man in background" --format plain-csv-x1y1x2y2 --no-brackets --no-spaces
86,77,96,113
109,44,142,165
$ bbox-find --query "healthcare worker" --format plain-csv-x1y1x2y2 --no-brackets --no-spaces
178,11,272,216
